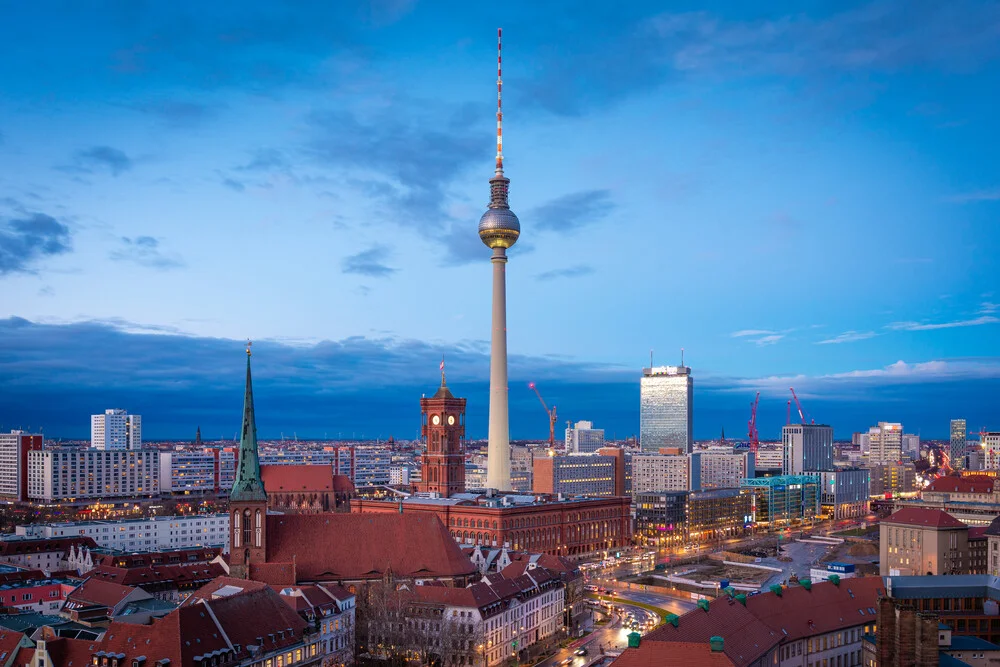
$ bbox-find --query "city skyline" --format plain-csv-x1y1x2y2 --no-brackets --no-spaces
2,2,999,440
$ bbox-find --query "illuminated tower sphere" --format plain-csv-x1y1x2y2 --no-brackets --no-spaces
482,28,518,492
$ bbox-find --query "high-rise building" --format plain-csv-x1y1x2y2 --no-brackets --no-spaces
0,430,43,502
902,434,921,461
564,420,605,453
532,454,616,497
639,365,693,453
631,453,700,494
479,30,520,492
416,368,467,497
951,419,968,469
867,422,903,465
698,451,755,490
91,409,141,450
781,424,834,474
27,449,159,502
983,432,1000,470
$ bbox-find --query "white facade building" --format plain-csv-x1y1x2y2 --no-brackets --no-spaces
868,422,903,465
91,409,141,450
984,432,1000,470
564,421,605,454
754,443,783,471
27,449,159,502
699,451,754,490
159,449,236,494
15,513,230,552
631,454,700,495
0,430,41,501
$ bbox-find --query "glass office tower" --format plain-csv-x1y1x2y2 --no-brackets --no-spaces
640,365,693,453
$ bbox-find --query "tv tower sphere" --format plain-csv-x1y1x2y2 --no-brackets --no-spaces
478,203,520,249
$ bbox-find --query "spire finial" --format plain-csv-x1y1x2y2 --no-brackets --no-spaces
496,27,503,176
246,339,252,357
440,356,447,386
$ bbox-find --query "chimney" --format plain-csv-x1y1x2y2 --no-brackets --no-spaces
710,636,725,652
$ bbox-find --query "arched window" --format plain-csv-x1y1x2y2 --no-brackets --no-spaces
242,509,251,548
255,509,262,547
233,511,241,548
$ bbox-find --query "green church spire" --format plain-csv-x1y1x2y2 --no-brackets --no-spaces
231,342,267,502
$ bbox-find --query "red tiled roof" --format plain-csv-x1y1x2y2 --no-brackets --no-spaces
0,631,27,662
11,647,34,666
38,637,92,667
0,536,97,556
94,547,222,569
414,568,563,617
88,561,225,588
249,561,297,587
969,527,989,540
265,512,477,582
645,578,886,667
66,577,142,610
332,474,354,494
180,576,270,606
744,576,885,642
925,476,994,494
612,641,735,667
883,507,967,529
644,597,780,666
261,464,334,491
92,585,309,667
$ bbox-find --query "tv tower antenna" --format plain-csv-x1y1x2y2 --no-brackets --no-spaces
495,28,504,176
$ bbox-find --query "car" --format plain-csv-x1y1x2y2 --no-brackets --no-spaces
575,648,588,656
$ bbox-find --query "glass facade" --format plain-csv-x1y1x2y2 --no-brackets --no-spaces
951,419,967,470
639,366,693,453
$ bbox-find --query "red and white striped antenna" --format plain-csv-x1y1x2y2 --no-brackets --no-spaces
496,27,504,176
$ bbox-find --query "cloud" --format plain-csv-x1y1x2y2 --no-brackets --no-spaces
70,146,133,176
722,358,1000,400
887,316,999,331
817,330,877,345
946,188,1000,203
528,1,1000,114
222,178,246,192
752,334,784,346
342,245,397,277
0,212,72,276
306,103,486,225
730,329,785,345
731,329,775,338
109,236,184,270
536,265,594,281
981,302,999,315
2,318,996,440
531,190,615,233
237,149,290,172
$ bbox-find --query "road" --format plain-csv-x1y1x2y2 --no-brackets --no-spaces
533,614,624,667
610,589,696,615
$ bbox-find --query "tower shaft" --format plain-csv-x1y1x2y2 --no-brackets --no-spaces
486,247,511,491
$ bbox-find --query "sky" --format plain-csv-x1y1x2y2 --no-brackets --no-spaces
1,0,998,441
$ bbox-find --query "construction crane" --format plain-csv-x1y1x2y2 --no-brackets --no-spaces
789,387,814,424
747,392,760,453
528,382,558,448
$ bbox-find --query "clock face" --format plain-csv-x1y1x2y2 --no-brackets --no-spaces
431,414,441,425
448,415,456,426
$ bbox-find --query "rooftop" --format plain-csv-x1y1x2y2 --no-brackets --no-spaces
611,641,735,667
883,507,967,529
925,476,995,494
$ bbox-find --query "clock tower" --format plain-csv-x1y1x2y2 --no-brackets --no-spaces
417,364,467,497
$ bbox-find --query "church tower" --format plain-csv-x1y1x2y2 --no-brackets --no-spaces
416,363,467,497
229,343,268,579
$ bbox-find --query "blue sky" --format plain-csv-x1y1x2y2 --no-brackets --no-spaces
1,1,998,440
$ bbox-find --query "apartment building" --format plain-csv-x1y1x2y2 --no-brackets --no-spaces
27,449,159,502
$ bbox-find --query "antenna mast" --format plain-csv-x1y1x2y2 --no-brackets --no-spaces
496,28,504,176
